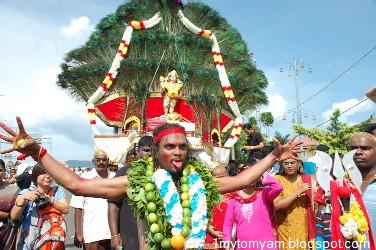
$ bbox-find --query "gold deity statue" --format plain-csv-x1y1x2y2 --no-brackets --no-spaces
159,70,183,114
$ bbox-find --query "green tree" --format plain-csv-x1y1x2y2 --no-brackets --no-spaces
56,0,269,128
355,114,374,132
260,112,274,139
293,109,359,154
248,116,257,127
273,131,291,144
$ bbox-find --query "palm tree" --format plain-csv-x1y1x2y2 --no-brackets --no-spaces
273,131,291,144
260,112,274,140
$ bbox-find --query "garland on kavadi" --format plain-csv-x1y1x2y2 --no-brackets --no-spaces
127,157,221,250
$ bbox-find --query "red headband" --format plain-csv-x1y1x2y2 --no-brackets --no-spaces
153,127,186,143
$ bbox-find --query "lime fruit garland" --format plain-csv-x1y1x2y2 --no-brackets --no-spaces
146,163,192,249
127,157,221,250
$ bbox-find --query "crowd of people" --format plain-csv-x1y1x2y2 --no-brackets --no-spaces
0,118,375,250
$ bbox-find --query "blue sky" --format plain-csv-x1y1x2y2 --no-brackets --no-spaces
0,0,375,162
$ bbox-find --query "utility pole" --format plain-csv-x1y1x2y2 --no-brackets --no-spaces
280,59,312,125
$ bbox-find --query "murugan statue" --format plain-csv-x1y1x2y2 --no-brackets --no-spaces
159,70,183,114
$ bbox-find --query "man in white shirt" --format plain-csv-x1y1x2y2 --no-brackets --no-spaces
70,149,115,250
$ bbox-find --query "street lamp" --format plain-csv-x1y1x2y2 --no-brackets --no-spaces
280,59,312,125
282,109,316,124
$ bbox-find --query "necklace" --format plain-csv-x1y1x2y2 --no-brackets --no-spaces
362,173,376,183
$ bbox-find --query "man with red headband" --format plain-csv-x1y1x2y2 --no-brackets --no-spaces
0,118,302,250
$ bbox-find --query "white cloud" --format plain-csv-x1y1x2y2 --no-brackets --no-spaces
322,98,375,121
268,81,276,87
0,66,91,142
261,93,288,120
60,16,92,38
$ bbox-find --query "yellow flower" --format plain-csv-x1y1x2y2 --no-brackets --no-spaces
358,218,369,232
356,233,367,243
350,202,361,212
340,214,349,224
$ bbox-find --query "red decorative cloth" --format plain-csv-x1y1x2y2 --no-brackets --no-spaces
330,179,375,250
315,186,327,205
226,190,262,204
301,174,316,240
205,193,232,249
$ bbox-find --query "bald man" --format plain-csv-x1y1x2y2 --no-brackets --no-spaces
70,149,115,250
349,132,376,243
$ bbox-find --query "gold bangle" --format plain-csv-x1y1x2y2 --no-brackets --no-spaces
111,234,120,238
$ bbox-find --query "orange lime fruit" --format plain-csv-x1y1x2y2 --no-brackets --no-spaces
170,234,185,250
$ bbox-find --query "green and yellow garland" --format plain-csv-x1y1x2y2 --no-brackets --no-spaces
127,157,220,250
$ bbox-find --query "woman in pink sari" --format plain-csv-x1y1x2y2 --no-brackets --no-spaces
222,173,282,250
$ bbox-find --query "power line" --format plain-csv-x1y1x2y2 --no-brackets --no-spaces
287,45,376,113
315,97,369,128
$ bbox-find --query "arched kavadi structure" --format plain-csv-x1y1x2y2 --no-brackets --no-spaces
57,0,269,166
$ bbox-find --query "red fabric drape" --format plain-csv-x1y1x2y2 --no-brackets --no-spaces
301,174,316,240
330,179,375,250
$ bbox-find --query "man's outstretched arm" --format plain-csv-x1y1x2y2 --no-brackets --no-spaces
216,136,302,194
0,117,127,199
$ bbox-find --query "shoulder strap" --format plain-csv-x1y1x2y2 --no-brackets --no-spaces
47,186,58,197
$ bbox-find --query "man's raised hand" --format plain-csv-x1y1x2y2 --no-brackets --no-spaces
0,117,40,158
272,135,304,161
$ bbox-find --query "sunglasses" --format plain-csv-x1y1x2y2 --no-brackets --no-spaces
95,158,108,163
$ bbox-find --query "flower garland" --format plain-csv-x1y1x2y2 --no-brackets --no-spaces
127,157,220,250
340,202,369,244
178,9,243,147
86,12,161,135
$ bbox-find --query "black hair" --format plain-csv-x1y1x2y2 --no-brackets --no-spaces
243,123,253,130
227,162,238,176
137,135,153,149
31,163,48,184
245,158,258,167
0,159,5,171
317,144,329,153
